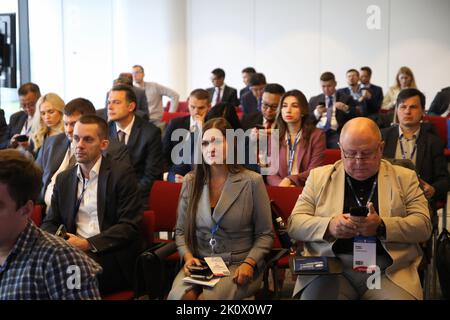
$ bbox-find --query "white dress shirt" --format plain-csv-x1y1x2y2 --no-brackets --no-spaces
115,115,135,145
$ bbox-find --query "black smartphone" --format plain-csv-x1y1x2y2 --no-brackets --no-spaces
190,272,214,281
15,135,29,142
55,224,68,239
187,264,209,272
349,206,369,217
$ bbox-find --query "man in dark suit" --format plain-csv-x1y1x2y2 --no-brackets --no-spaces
103,73,149,120
309,71,356,148
107,84,163,203
428,86,450,116
0,82,40,149
382,88,449,202
42,115,142,294
359,66,384,115
241,83,285,130
206,68,239,108
163,89,210,182
240,73,267,114
239,67,256,98
37,98,128,209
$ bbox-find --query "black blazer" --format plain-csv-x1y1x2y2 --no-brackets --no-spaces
240,86,250,99
0,111,28,149
36,133,131,203
207,85,239,107
337,84,383,116
308,91,356,132
240,91,258,114
382,125,450,201
241,112,263,130
42,156,143,253
0,108,7,148
108,116,163,199
428,87,450,116
162,115,190,167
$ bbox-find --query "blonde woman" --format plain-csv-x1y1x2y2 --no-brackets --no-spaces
381,66,417,111
30,93,65,156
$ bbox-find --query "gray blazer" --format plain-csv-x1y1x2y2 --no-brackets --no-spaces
175,170,273,269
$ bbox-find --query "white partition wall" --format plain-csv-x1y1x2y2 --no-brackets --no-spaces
26,0,450,108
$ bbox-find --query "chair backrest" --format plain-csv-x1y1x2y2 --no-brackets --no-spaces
323,148,341,165
148,180,183,232
161,111,189,124
30,204,43,227
423,115,448,145
266,185,302,221
165,101,189,113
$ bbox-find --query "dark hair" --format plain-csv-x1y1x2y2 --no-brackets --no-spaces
276,89,315,146
115,73,134,86
242,67,256,74
346,69,359,76
18,82,41,97
132,65,144,73
110,84,137,106
189,88,210,101
320,72,335,82
185,118,242,256
211,68,225,79
396,88,426,110
249,73,267,87
205,102,242,130
360,66,372,77
0,149,42,209
264,83,285,95
77,115,109,140
63,98,96,116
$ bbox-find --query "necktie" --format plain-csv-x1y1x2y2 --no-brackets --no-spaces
117,130,125,144
324,96,333,131
215,87,221,105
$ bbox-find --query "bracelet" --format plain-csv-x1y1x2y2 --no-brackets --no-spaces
241,261,255,269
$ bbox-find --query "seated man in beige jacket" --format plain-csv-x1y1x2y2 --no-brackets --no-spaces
288,117,431,300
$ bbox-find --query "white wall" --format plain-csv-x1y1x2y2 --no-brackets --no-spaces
26,0,450,109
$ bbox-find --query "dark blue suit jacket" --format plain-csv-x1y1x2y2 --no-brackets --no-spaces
0,110,28,149
108,116,163,200
207,85,240,107
240,91,259,114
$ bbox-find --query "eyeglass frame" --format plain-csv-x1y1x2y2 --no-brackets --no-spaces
261,102,279,111
337,142,382,161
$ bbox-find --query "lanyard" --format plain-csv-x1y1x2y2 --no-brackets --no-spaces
399,137,417,160
209,216,224,254
345,176,377,207
287,130,302,175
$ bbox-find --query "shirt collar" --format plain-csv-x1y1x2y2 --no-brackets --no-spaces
115,115,135,138
216,84,226,91
76,156,102,181
399,126,421,140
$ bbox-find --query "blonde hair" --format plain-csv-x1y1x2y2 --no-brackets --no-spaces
394,66,417,89
30,93,65,152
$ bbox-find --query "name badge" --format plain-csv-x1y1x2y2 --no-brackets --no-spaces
353,236,377,272
204,256,230,277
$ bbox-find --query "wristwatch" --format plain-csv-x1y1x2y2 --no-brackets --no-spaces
376,219,386,239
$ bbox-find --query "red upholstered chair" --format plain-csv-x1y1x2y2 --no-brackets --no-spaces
161,111,189,124
264,185,302,298
323,148,341,165
164,101,189,112
103,210,155,300
30,204,44,227
423,115,448,145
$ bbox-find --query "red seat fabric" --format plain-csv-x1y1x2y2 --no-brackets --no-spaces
161,112,189,124
323,148,341,165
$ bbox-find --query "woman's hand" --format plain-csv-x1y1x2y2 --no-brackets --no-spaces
183,254,202,276
233,260,256,285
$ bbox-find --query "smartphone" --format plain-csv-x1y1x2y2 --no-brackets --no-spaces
15,135,29,142
55,224,69,239
349,206,369,217
190,269,214,280
187,264,209,272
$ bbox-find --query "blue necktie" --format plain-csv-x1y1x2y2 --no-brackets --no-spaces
324,96,333,131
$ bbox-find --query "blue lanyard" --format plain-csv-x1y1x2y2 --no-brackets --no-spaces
287,130,302,175
399,137,417,160
209,216,224,254
345,177,377,207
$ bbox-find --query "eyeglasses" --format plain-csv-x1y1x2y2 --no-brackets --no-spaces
262,103,278,111
338,143,380,161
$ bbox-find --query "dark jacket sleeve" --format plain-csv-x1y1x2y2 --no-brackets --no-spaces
139,125,163,197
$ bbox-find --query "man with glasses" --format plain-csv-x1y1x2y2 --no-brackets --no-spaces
382,88,449,202
0,82,40,149
289,117,431,300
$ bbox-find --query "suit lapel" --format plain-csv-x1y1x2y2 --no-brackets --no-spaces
415,131,426,174
109,122,118,141
377,161,392,218
97,157,110,229
384,128,399,158
127,116,141,148
66,167,79,232
212,173,245,224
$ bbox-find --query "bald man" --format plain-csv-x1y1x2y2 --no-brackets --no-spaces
288,117,431,300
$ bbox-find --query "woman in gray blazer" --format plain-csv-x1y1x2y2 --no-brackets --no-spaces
168,118,274,300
